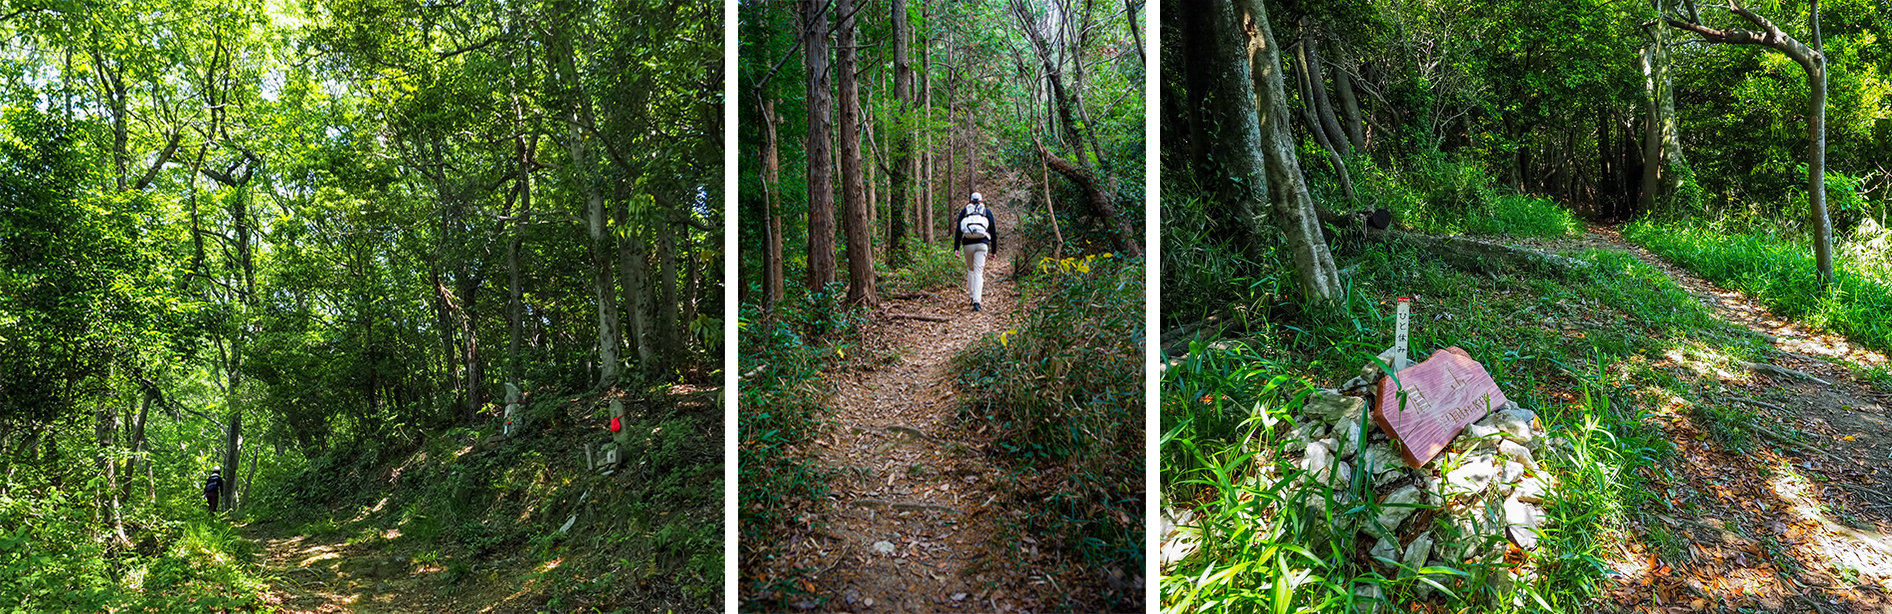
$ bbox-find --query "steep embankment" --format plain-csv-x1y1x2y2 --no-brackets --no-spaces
245,387,722,613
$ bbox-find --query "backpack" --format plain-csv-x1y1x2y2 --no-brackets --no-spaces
959,203,990,240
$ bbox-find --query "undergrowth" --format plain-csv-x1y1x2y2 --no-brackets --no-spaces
736,283,864,609
955,251,1144,612
880,242,964,294
1354,154,1581,239
1156,230,1789,611
1624,220,1892,357
247,382,724,611
0,488,268,610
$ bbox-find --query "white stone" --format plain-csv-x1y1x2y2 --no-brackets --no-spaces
1514,476,1550,504
1503,495,1543,551
1401,532,1435,572
1443,456,1500,497
1497,439,1540,473
1304,391,1366,424
872,540,897,555
1334,420,1365,460
1373,485,1427,533
1499,460,1525,485
1352,583,1384,614
1486,408,1536,443
1369,536,1399,568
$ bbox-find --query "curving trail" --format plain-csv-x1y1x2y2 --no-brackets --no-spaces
1524,228,1892,612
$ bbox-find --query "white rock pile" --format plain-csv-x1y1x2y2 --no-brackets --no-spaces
1163,358,1573,605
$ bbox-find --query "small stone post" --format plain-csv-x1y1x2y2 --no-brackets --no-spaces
503,383,523,436
603,399,628,468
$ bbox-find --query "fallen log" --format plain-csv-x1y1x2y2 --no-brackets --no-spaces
888,312,949,322
1315,208,1593,277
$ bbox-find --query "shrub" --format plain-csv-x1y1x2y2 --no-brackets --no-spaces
955,252,1143,611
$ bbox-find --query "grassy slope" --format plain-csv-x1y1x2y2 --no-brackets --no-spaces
249,388,722,612
1161,236,1798,612
1623,220,1892,359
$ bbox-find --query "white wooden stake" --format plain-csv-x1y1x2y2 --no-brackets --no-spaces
1394,297,1411,371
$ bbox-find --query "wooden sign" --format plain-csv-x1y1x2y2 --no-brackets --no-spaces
1373,347,1509,468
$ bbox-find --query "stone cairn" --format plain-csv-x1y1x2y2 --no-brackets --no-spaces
1317,360,1567,601
1162,356,1572,606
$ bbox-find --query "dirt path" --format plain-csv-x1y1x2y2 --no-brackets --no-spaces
765,206,1047,613
249,523,483,613
1540,228,1892,613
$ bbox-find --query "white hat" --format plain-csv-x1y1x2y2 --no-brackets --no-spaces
970,192,982,202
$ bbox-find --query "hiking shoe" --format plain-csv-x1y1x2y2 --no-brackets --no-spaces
973,302,982,312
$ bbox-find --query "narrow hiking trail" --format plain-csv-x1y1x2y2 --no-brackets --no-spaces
1531,228,1892,613
766,204,1054,613
247,520,531,613
249,523,477,613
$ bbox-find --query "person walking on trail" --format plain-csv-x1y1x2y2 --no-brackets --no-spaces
954,192,998,312
204,470,223,514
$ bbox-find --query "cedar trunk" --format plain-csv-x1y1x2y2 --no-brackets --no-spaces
805,0,838,291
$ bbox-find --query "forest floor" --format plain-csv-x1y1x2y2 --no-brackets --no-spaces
241,386,722,613
1523,228,1892,613
763,207,1056,613
247,519,505,613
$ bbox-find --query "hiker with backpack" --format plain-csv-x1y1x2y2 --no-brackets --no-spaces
204,469,223,514
953,192,997,312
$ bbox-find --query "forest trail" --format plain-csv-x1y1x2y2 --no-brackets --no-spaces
1532,228,1892,612
248,521,503,613
769,204,1047,612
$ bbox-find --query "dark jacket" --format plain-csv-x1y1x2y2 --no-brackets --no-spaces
204,475,222,497
953,202,998,252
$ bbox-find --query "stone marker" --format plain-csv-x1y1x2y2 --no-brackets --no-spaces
1373,347,1510,468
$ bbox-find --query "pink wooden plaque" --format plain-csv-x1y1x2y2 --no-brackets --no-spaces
1373,347,1509,468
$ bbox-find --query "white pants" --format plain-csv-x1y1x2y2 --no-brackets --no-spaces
962,243,989,304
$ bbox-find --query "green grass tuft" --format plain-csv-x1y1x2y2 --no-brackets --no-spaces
1623,220,1892,357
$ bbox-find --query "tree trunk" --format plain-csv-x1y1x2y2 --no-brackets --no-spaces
805,0,837,291
1241,0,1341,300
656,205,683,371
761,97,786,308
1301,31,1352,158
922,8,935,244
1331,47,1365,151
839,0,877,306
890,0,913,268
1037,143,1142,257
1638,28,1663,212
617,201,655,369
1665,1,1830,285
1291,37,1355,199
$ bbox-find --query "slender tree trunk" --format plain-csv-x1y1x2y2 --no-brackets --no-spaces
805,0,837,291
1665,1,1830,284
617,202,655,368
1291,38,1354,199
922,9,935,244
656,204,683,371
761,97,786,308
890,0,912,268
1241,0,1340,300
1301,30,1351,158
839,0,877,306
1331,48,1365,150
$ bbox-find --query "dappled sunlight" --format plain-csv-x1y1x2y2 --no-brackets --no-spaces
297,548,341,569
1768,467,1892,591
1656,343,1754,384
350,496,389,523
